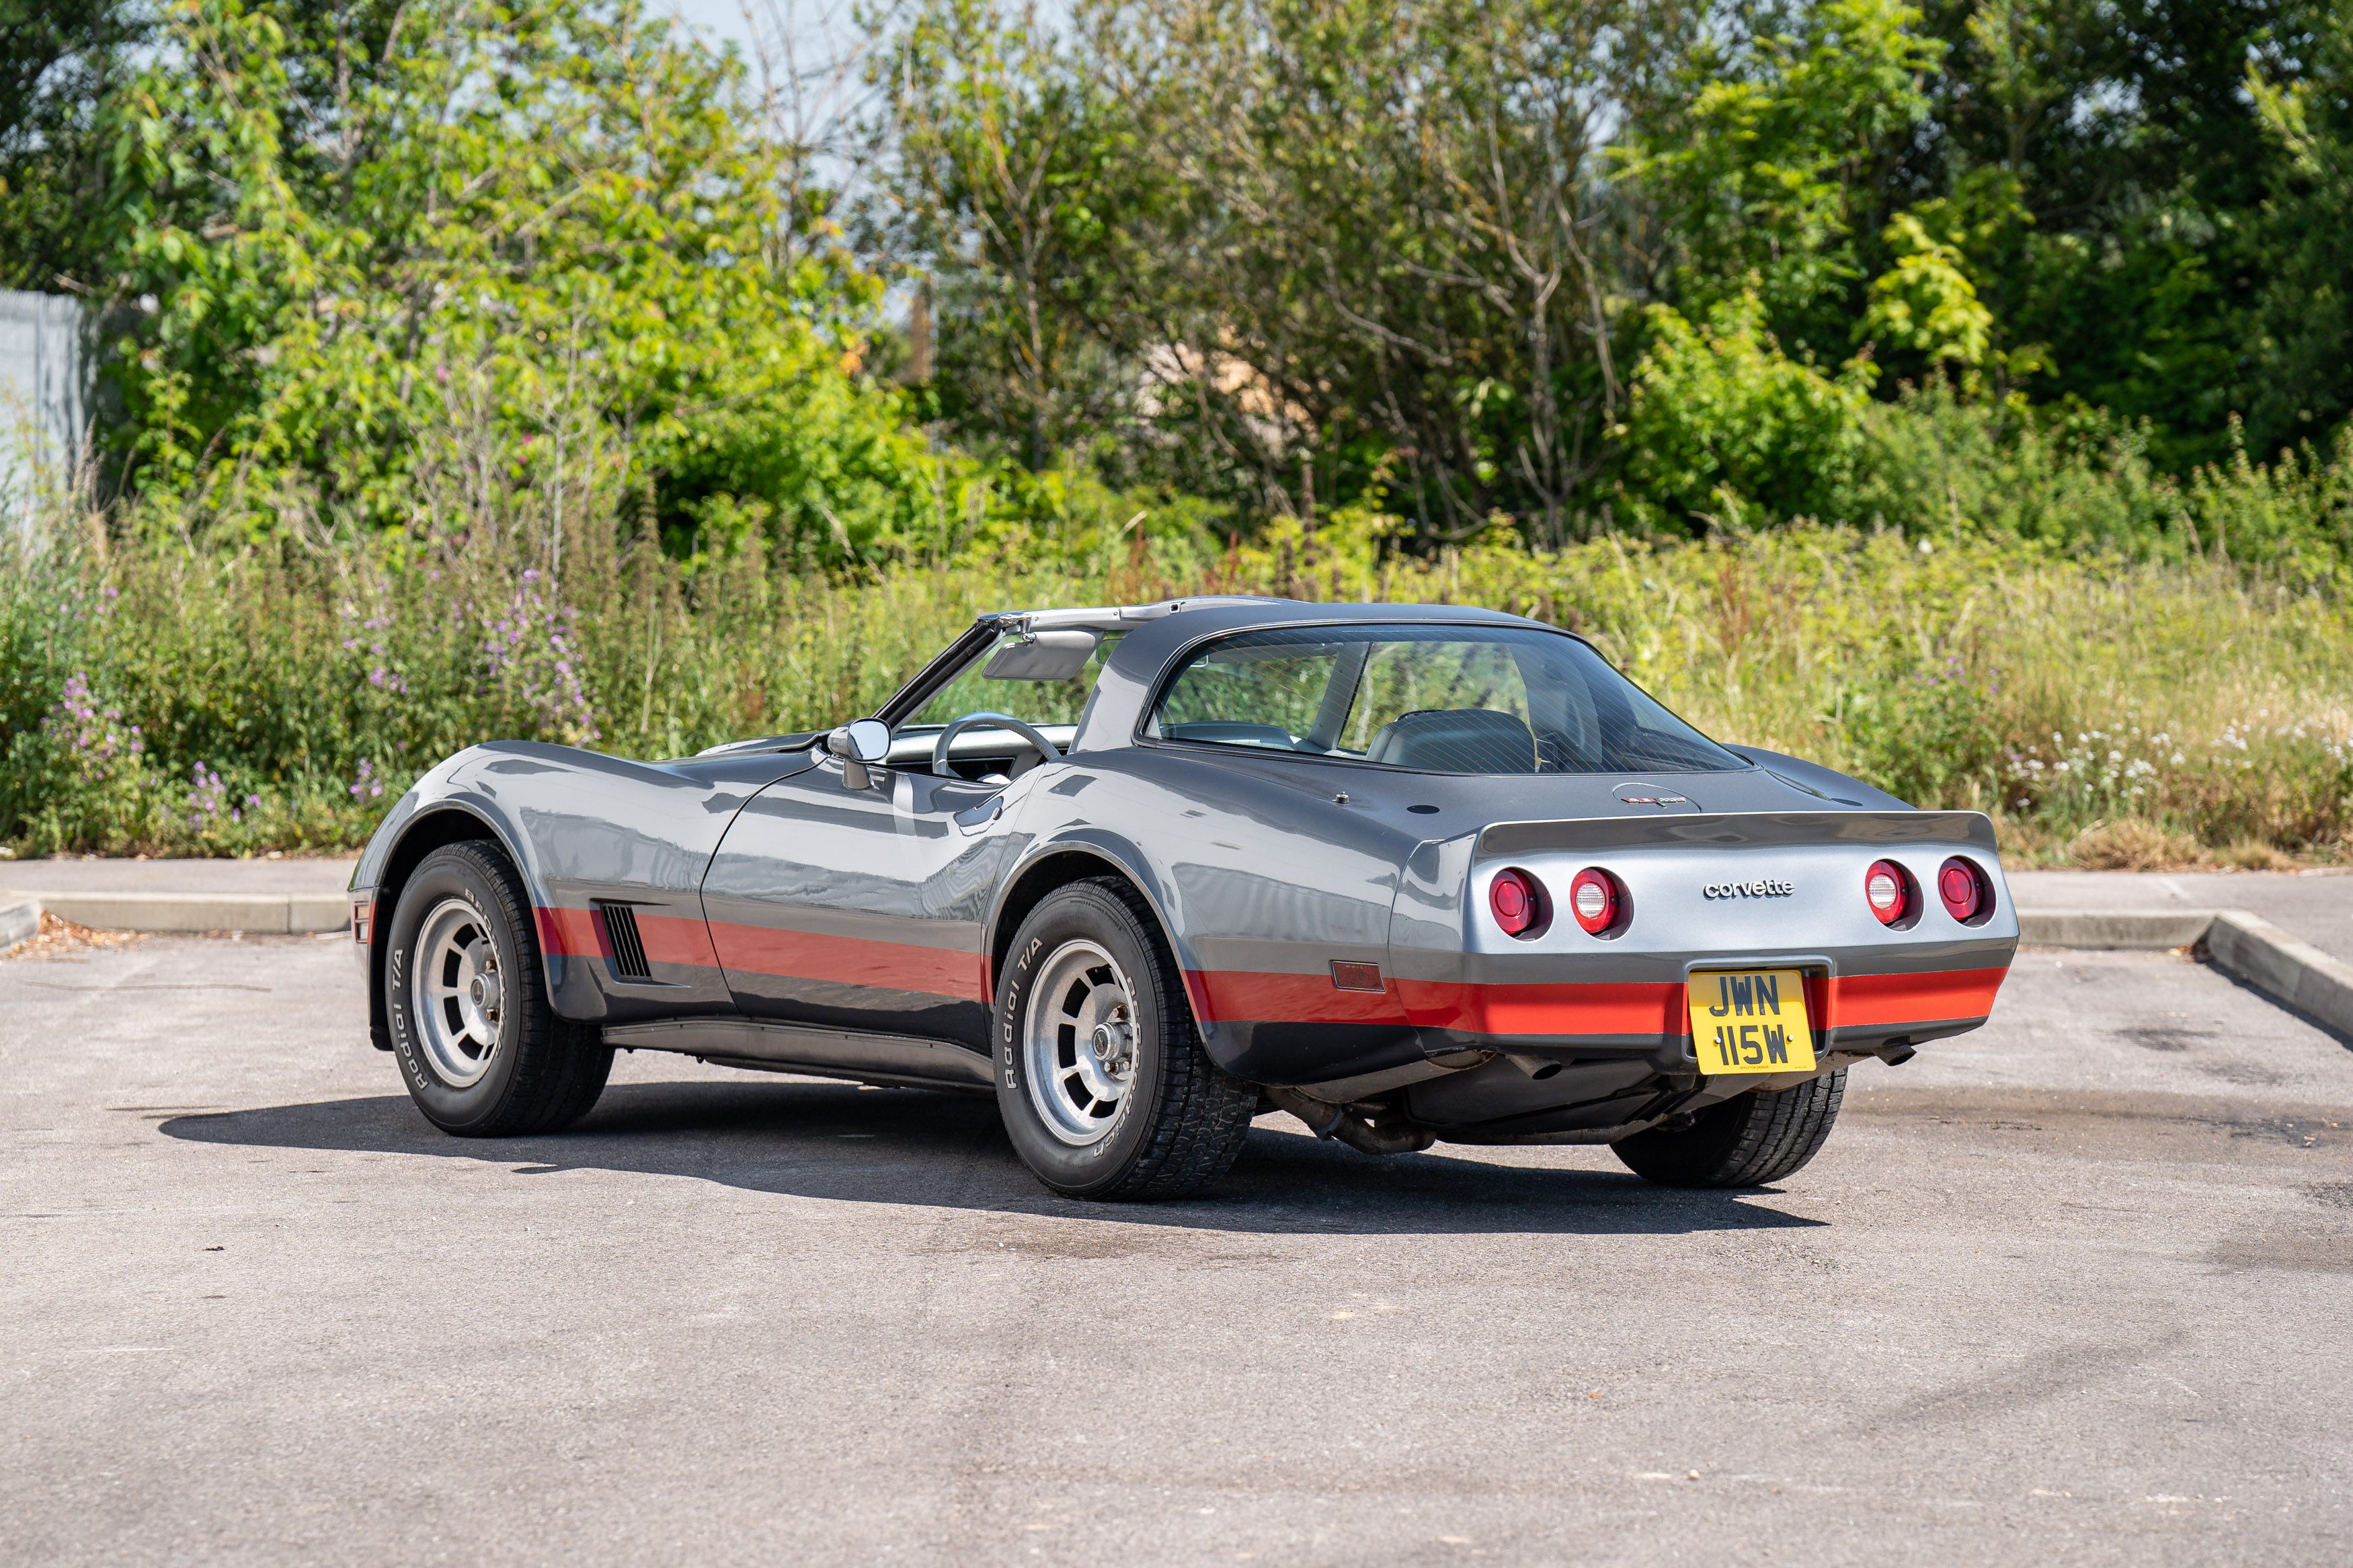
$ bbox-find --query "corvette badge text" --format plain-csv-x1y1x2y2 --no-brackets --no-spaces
1702,879,1795,899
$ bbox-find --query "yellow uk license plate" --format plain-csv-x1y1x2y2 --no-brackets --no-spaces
1688,968,1817,1075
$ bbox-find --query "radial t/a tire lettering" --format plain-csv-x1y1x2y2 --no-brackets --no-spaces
1610,1071,1846,1188
994,878,1257,1200
384,841,612,1137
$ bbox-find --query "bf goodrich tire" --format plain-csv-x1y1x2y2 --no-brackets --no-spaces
995,878,1257,1200
1611,1070,1846,1189
385,841,613,1137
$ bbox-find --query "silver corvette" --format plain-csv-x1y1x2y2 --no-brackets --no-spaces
350,597,2017,1199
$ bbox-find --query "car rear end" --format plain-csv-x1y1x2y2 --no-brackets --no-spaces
1390,809,2017,1083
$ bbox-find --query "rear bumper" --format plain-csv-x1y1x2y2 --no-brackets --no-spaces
1409,965,2005,1059
1192,961,2010,1083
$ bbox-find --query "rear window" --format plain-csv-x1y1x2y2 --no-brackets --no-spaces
1144,624,1743,775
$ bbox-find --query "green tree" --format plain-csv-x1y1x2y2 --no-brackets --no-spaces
862,0,1143,472
1628,0,1944,366
0,0,149,291
92,0,934,567
1905,0,2349,468
1616,291,1875,526
2247,5,2353,461
877,0,1698,541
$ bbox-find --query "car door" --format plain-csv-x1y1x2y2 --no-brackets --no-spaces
699,750,1021,1050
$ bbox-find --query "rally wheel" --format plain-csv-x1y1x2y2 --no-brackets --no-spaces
384,841,612,1137
994,878,1257,1200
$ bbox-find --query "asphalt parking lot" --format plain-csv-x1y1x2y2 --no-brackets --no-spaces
5,936,2350,1567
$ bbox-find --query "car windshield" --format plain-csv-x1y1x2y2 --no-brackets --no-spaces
1144,623,1744,774
906,629,1125,731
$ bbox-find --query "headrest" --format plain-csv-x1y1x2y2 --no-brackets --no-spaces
1365,708,1538,774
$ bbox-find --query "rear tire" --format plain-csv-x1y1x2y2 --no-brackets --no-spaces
994,878,1257,1200
385,841,613,1137
1611,1071,1845,1188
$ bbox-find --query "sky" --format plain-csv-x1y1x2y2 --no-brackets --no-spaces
660,0,1072,72
660,0,859,75
662,0,766,58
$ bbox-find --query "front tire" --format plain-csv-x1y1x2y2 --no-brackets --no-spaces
994,878,1256,1200
1611,1071,1846,1188
385,841,612,1137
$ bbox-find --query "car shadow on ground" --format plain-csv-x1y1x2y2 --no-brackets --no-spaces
159,1077,1825,1237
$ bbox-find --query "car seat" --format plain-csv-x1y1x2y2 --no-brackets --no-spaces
1363,708,1539,773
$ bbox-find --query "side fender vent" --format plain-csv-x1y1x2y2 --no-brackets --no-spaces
596,902,651,981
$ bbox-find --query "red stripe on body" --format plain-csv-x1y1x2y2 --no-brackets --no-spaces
1396,979,1685,1036
1179,970,1215,1026
1829,967,2007,1028
534,905,2005,1031
627,910,723,970
1184,964,2009,1037
537,905,599,956
532,906,751,977
1187,969,1414,1027
1182,968,1676,1034
708,920,986,1003
539,907,981,1001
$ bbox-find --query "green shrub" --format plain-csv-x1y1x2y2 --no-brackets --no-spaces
7,501,2347,868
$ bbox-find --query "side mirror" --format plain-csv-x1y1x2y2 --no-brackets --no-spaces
826,718,891,790
828,718,891,764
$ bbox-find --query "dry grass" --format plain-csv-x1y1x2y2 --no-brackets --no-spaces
7,514,2349,865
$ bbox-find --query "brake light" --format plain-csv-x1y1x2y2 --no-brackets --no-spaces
1938,857,1989,921
1488,868,1546,936
1864,860,1911,925
1569,868,1621,935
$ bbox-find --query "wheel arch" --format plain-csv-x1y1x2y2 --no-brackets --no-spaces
364,804,530,1052
984,833,1200,1025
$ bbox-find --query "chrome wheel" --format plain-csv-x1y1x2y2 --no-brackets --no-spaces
409,897,505,1089
1023,938,1140,1147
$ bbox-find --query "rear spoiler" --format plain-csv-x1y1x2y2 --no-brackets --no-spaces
1479,811,1997,856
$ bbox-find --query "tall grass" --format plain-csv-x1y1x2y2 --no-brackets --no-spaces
4,501,2346,867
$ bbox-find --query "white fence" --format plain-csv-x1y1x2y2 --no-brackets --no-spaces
0,290,90,531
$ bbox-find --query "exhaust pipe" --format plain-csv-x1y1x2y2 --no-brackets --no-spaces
1264,1086,1435,1156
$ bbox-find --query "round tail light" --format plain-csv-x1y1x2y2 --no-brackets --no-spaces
1569,868,1622,935
1489,868,1547,936
1864,860,1913,925
1938,857,1989,921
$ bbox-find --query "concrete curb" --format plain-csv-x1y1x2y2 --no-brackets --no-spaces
0,891,348,935
0,895,38,950
2024,907,2353,1042
2205,911,2353,1040
2017,910,2217,950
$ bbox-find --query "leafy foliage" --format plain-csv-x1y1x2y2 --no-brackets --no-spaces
3,0,2352,869
1629,0,1944,362
79,0,934,568
1614,292,1875,528
7,499,2348,863
867,0,2353,544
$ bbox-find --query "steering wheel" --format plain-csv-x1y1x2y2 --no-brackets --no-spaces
930,711,1063,778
